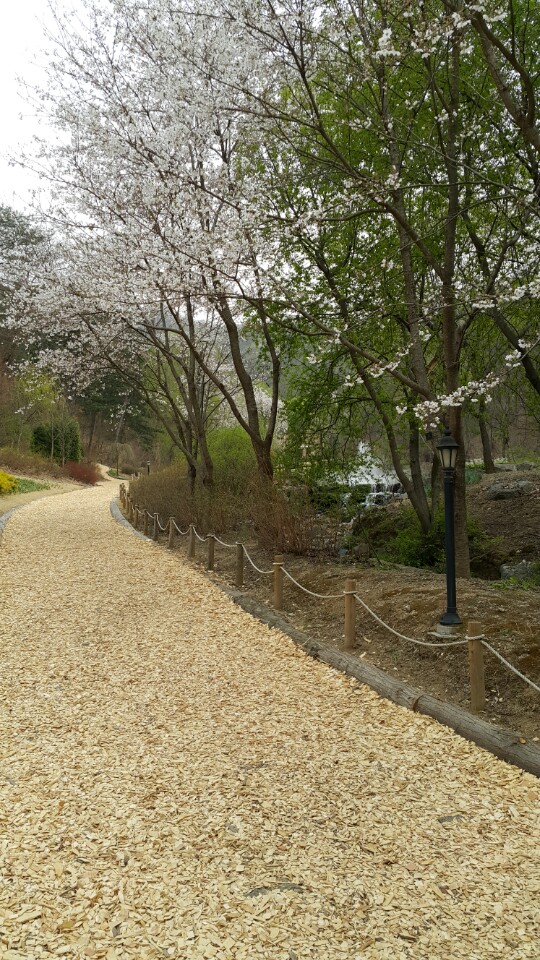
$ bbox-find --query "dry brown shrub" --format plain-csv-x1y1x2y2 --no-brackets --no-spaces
130,465,341,556
63,461,101,485
0,447,65,479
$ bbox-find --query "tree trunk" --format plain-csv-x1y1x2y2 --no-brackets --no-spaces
188,463,197,495
409,420,431,534
198,453,214,488
115,405,126,445
253,440,274,480
478,399,496,473
430,453,442,518
87,410,97,455
197,433,214,488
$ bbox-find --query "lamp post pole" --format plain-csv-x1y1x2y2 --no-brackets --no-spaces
437,428,461,627
147,460,150,475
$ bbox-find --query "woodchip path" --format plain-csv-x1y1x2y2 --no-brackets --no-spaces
0,481,538,960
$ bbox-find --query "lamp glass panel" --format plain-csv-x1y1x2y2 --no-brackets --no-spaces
438,446,448,469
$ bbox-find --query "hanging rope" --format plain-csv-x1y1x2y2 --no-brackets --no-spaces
482,641,540,694
172,519,189,536
242,545,273,576
353,594,468,647
281,568,343,599
212,535,237,549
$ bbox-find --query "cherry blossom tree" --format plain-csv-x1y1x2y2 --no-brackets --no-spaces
18,0,282,479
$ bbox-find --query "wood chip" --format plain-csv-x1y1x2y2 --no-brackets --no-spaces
0,481,538,959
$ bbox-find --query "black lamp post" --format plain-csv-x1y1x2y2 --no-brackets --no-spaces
147,460,150,475
436,427,461,626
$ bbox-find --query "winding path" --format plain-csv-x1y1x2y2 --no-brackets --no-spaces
0,481,538,960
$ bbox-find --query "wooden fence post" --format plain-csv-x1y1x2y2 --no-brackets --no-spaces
273,554,284,610
153,513,158,541
207,535,215,570
344,578,356,650
168,517,175,548
236,542,244,589
143,511,149,537
189,525,196,558
467,620,486,713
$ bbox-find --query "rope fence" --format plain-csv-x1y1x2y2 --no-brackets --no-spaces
119,484,539,714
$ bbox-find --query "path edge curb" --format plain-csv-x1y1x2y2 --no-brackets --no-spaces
110,497,151,541
0,506,23,538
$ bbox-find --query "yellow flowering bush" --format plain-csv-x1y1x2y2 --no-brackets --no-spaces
0,471,18,495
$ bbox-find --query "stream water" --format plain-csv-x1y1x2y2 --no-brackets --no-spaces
343,443,403,507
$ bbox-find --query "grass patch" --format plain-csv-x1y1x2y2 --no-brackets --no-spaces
0,471,51,496
13,477,51,494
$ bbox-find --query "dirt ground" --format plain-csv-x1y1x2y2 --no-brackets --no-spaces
157,476,540,742
467,468,540,566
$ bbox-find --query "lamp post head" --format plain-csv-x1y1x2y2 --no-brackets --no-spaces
437,427,459,472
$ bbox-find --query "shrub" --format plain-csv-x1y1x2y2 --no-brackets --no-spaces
130,464,238,533
129,463,338,555
0,470,18,495
248,479,323,553
63,461,101,485
207,427,258,492
356,506,497,573
465,465,484,485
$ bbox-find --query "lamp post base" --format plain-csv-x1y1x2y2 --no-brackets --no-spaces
439,610,462,626
430,622,462,639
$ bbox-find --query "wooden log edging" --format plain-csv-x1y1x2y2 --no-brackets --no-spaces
222,587,540,779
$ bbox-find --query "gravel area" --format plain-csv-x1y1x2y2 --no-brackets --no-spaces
0,482,539,960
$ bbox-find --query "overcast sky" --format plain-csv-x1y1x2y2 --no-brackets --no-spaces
0,1,66,210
